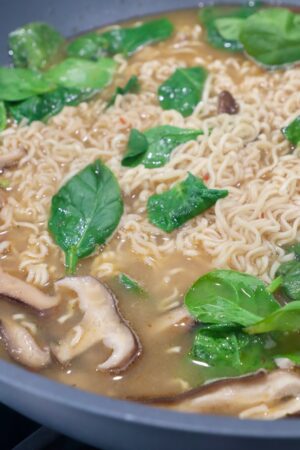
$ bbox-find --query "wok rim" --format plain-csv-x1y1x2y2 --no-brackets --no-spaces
1,358,300,439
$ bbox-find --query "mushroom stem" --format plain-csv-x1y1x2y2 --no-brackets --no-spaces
0,317,51,370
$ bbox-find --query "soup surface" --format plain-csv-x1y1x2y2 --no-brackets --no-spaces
0,6,300,419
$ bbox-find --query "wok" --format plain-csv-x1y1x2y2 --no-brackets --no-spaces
0,1,299,449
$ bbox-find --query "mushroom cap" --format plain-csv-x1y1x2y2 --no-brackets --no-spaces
52,276,141,372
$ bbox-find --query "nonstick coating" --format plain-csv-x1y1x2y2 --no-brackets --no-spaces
0,1,300,449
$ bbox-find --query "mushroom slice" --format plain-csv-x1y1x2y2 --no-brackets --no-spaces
153,370,300,419
0,269,59,311
151,306,194,334
0,317,50,370
52,277,141,372
0,149,24,169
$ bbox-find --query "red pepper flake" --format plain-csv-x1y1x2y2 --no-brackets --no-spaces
203,173,210,181
120,117,126,125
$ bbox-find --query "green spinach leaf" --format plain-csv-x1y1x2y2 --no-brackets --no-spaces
122,126,203,168
9,22,64,70
0,102,7,131
285,242,300,260
9,87,97,124
199,3,260,52
118,273,146,296
0,68,54,101
107,75,140,108
147,173,228,233
185,269,280,325
67,18,174,59
67,32,107,60
46,57,117,89
239,8,300,68
276,260,300,301
246,301,300,334
158,67,207,117
48,159,123,274
282,116,300,147
191,326,275,375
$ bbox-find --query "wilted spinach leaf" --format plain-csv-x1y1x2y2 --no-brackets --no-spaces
118,273,146,296
246,301,300,334
185,269,280,326
147,173,228,233
9,22,64,70
67,32,107,60
239,8,300,68
199,2,260,52
276,260,300,301
122,126,203,168
9,87,97,124
46,57,117,89
282,116,300,147
49,160,123,273
67,18,174,59
285,241,300,260
0,102,7,131
191,326,275,375
107,75,140,108
0,68,54,101
158,67,207,117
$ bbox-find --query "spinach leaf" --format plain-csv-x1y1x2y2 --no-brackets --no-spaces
0,68,54,101
0,102,7,131
107,75,140,108
191,327,275,375
67,18,174,58
147,173,228,233
118,273,146,296
9,22,64,70
199,3,260,52
282,116,300,147
276,260,300,301
158,67,207,117
285,242,300,260
9,87,97,124
67,32,107,60
185,269,280,325
46,57,117,89
121,129,148,167
239,8,300,68
48,159,123,274
246,301,300,334
122,126,203,168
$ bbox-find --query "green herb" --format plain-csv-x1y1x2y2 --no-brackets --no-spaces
118,273,146,296
191,326,275,375
276,260,300,301
185,269,280,326
147,173,228,233
122,126,203,168
107,75,140,108
246,301,300,334
67,32,107,60
285,242,300,260
46,57,117,89
282,116,300,147
199,2,260,52
239,8,300,68
48,160,123,274
67,18,174,59
0,68,54,101
0,102,7,131
158,67,207,117
9,87,97,124
0,177,10,189
9,22,64,70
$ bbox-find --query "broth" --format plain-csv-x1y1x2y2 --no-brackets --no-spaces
0,7,300,418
